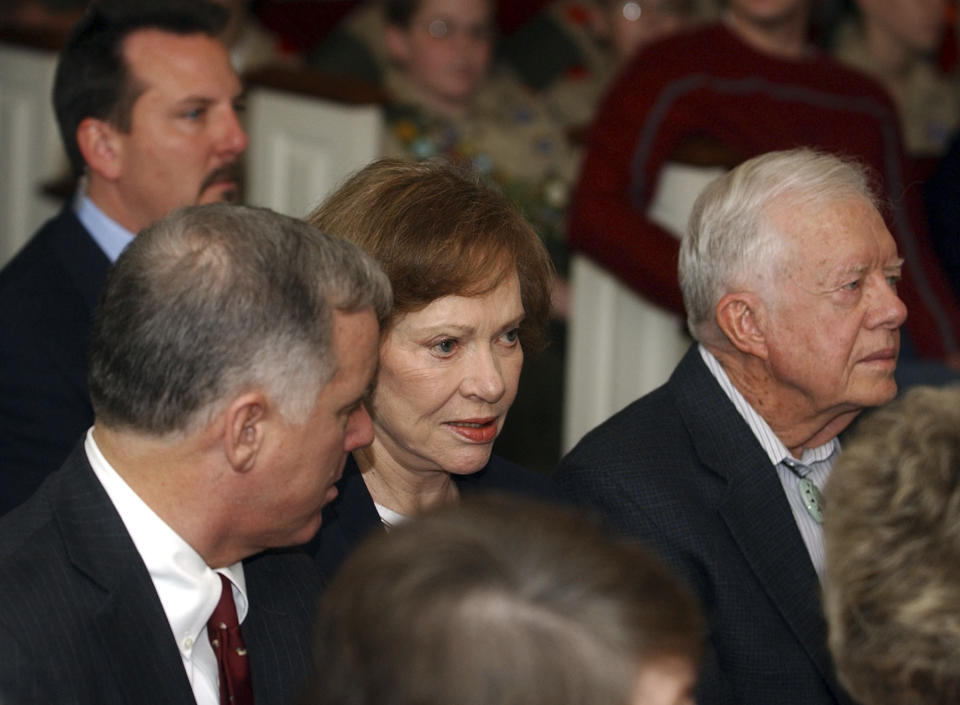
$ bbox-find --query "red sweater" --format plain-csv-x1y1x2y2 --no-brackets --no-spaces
570,22,960,359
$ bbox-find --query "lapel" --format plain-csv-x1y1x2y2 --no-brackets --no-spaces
328,455,384,546
310,455,383,580
50,207,112,316
243,552,319,705
671,347,844,700
51,446,197,704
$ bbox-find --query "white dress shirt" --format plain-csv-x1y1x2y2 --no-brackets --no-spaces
699,346,836,578
84,429,248,705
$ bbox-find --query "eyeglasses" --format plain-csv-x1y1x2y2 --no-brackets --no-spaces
622,1,644,21
422,17,493,42
619,0,693,22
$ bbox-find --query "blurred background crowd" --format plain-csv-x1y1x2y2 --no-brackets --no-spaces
3,0,960,474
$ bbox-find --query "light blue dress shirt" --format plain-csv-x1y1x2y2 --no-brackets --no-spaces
73,187,134,263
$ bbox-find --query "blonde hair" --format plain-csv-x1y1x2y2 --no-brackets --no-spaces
824,385,960,705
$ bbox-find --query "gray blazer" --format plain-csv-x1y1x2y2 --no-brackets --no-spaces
555,345,853,705
0,444,321,705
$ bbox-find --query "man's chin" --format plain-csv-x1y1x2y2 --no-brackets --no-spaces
859,378,898,408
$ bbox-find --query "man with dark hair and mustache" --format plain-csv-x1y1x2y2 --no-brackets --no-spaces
0,0,249,514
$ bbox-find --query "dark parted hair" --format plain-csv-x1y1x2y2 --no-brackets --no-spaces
383,0,420,27
383,0,495,30
88,203,391,434
53,0,229,177
824,384,960,705
307,158,554,354
305,494,702,705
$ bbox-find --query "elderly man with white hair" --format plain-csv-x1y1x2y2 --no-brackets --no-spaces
556,147,907,705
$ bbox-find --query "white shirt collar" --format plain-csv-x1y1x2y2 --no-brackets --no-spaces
83,428,248,640
698,345,839,466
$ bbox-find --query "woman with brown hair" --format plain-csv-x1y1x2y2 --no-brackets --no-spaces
305,158,558,578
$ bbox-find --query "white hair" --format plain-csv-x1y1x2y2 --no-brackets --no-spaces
679,148,880,341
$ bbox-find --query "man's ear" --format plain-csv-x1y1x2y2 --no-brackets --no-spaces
385,24,411,64
76,117,123,180
715,291,769,360
223,392,268,473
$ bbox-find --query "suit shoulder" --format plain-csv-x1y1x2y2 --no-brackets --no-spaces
0,210,104,333
0,211,82,284
0,487,58,562
563,383,679,461
554,382,692,499
0,496,74,641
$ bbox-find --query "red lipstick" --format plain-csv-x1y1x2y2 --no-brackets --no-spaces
445,417,498,443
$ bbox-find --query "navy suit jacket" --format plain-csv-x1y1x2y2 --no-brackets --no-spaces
310,453,559,580
555,346,853,705
0,208,109,515
0,444,322,705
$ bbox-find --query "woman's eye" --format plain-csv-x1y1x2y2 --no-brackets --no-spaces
500,328,520,345
842,279,861,292
433,338,457,355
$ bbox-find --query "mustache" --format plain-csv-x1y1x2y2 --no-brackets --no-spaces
199,162,243,200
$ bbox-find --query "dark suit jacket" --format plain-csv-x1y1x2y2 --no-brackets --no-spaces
555,346,853,705
309,453,559,580
0,208,109,515
0,444,322,705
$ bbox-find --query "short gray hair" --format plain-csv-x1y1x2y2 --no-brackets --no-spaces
89,203,391,434
679,148,880,341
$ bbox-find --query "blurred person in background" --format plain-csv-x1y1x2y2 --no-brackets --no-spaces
501,0,712,130
0,0,248,515
831,0,957,163
305,494,703,705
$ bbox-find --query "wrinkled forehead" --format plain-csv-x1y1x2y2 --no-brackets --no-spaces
767,194,897,276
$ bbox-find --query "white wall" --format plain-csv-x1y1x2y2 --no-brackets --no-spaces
0,41,65,267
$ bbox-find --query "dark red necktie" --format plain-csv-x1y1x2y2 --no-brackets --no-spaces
207,574,255,705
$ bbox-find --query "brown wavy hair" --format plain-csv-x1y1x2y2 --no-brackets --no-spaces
307,158,554,354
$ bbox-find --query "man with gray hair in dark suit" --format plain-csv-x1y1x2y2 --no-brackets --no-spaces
0,203,391,705
557,148,907,705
